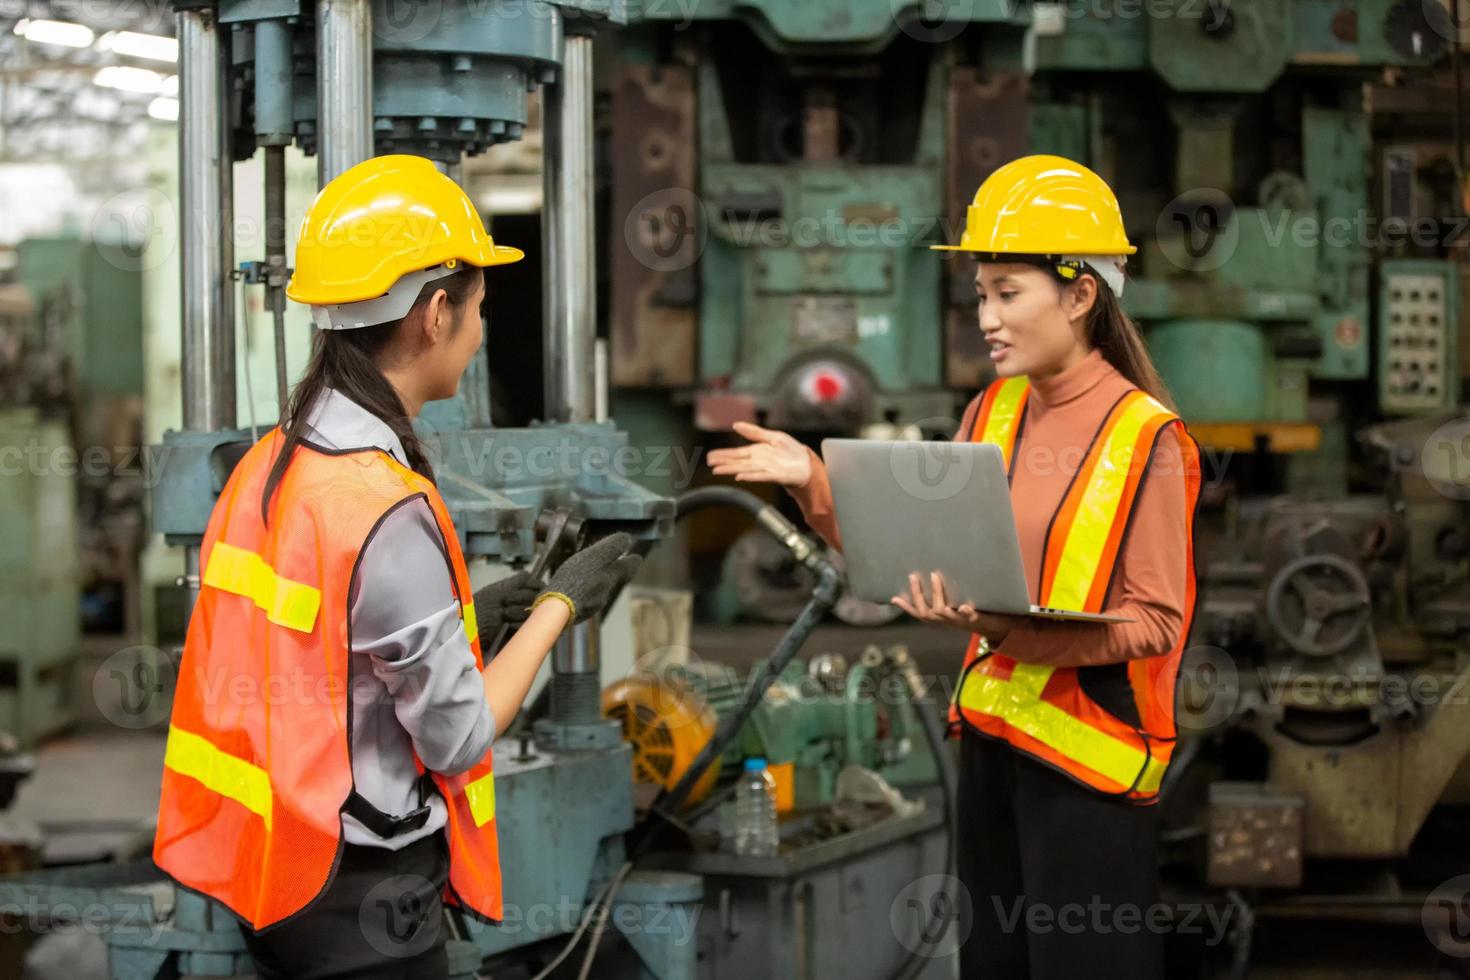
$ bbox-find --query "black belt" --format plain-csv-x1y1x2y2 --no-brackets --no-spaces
344,772,438,839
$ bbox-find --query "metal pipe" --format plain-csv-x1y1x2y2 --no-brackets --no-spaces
179,8,236,435
264,146,290,413
252,18,294,144
541,32,596,423
178,7,236,611
552,616,599,674
442,155,494,426
594,337,608,422
315,0,373,185
550,617,602,726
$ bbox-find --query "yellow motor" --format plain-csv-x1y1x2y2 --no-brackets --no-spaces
601,675,722,807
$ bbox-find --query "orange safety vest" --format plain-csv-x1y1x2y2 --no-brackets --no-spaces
948,376,1202,802
154,430,502,930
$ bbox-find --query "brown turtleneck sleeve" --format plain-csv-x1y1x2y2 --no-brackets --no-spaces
787,349,1191,669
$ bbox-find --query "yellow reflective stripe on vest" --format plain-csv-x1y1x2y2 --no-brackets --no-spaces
1009,662,1054,699
1045,393,1170,612
203,541,322,633
462,601,479,645
960,673,1167,794
164,726,273,829
465,771,496,827
980,377,1029,470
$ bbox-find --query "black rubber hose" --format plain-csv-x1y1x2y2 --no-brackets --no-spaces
510,487,829,734
672,486,831,579
888,662,958,980
627,487,843,858
630,566,841,859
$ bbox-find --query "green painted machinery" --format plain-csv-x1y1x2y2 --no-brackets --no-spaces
610,1,1030,432
1031,0,1457,446
604,645,939,812
611,0,1459,448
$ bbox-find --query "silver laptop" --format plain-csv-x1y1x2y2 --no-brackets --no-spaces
821,439,1133,624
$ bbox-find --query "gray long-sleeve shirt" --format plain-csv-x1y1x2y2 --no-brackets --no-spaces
301,388,495,849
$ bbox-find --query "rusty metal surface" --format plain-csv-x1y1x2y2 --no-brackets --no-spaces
943,67,1027,390
1207,781,1304,888
1264,670,1470,858
695,391,759,431
610,63,698,387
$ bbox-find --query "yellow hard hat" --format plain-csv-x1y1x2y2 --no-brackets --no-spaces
932,154,1136,257
286,154,524,315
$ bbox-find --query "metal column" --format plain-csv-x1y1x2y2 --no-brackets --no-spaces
178,6,236,606
254,17,293,412
537,31,616,749
541,32,597,424
315,0,374,185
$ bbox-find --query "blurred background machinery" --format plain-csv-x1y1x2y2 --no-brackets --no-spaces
0,2,954,978
604,0,1470,970
0,0,1466,976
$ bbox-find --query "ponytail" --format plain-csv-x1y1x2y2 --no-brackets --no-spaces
259,265,482,524
1084,276,1178,414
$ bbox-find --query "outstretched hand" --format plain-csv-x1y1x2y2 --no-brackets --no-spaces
707,421,813,489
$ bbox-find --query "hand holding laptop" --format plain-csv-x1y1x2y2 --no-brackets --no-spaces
890,571,1028,645
822,439,1134,625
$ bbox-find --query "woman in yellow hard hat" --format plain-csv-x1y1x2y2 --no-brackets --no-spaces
709,155,1202,979
154,155,640,978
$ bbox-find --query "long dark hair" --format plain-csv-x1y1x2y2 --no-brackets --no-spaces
1082,275,1178,413
260,265,482,523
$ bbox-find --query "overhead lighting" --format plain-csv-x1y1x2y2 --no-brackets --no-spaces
148,97,179,122
14,18,95,49
98,30,178,63
93,66,165,95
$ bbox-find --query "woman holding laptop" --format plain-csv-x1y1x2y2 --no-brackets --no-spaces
708,155,1202,979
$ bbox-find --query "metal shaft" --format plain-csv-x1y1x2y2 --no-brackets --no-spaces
550,616,602,726
178,7,236,611
541,33,596,423
179,7,236,436
316,0,374,185
264,145,290,413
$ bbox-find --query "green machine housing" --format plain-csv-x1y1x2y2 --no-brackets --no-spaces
609,0,1460,449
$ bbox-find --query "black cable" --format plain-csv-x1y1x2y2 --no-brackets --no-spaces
628,487,843,859
630,570,841,860
888,664,957,980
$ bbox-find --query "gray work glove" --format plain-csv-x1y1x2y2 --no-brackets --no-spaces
471,570,542,634
535,532,642,623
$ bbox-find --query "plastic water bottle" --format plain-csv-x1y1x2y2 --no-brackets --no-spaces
733,758,780,857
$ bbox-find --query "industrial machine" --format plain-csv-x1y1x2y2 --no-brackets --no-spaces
0,2,955,978
0,278,82,746
610,0,1455,435
611,0,1032,434
604,645,940,813
613,0,1470,970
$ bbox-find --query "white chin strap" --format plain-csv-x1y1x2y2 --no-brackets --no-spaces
310,263,461,331
1065,255,1126,298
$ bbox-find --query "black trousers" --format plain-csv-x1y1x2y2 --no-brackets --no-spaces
242,833,450,980
956,730,1165,980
